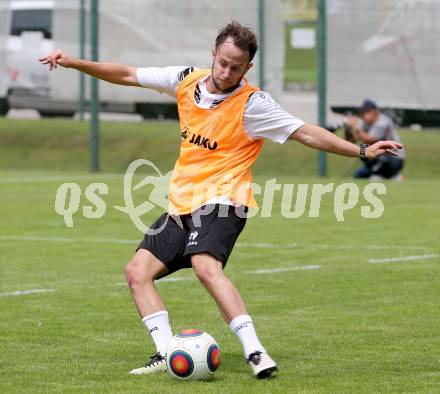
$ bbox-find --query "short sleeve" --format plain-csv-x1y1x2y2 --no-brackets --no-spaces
243,91,305,144
136,66,196,97
368,116,391,140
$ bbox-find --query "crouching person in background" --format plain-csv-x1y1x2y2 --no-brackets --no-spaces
348,99,405,180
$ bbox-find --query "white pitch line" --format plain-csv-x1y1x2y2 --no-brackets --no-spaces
0,237,299,248
0,235,136,244
0,289,55,297
0,174,122,184
248,265,321,274
237,242,299,249
299,244,431,251
116,277,193,286
237,242,429,251
0,235,433,253
368,254,438,264
156,277,193,283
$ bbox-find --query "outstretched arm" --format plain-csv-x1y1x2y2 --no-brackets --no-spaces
39,49,139,86
290,124,402,160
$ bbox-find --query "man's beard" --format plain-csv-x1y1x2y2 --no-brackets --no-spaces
210,65,247,94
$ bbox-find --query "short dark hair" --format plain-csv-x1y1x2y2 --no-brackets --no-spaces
215,21,258,62
359,99,378,114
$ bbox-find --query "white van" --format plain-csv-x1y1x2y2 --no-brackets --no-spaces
0,0,284,118
1,1,55,115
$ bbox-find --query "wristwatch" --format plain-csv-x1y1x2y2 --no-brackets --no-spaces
359,143,369,162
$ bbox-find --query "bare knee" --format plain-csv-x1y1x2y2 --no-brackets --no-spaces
192,254,223,287
124,250,167,289
124,259,147,289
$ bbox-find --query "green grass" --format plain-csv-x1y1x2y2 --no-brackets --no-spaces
0,118,180,173
284,22,317,84
1,118,440,392
1,117,439,179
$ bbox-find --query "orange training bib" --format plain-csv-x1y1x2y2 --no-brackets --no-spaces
168,69,264,215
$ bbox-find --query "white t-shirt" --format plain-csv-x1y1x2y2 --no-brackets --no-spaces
136,66,305,144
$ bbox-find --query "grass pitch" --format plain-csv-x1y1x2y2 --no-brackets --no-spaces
1,170,439,393
1,118,439,392
0,118,439,179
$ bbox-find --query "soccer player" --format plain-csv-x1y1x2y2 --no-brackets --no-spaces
39,21,402,379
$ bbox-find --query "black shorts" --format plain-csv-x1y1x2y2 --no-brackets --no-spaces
137,204,247,278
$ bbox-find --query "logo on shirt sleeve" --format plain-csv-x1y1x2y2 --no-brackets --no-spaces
177,67,195,82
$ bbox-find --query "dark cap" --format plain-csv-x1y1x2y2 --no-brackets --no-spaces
359,99,378,114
